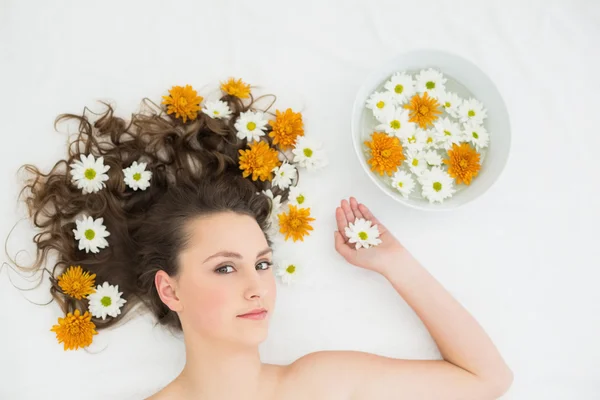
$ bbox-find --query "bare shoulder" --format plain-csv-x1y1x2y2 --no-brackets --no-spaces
144,379,186,400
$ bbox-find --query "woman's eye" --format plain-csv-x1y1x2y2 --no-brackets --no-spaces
215,265,234,274
256,261,272,271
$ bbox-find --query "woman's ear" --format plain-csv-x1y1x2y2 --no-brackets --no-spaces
155,270,183,312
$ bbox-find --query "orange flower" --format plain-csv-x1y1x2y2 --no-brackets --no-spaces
51,309,97,351
443,143,481,185
57,266,96,300
221,77,251,98
238,141,281,181
278,204,315,242
161,85,203,123
269,108,304,150
364,132,405,176
404,92,442,129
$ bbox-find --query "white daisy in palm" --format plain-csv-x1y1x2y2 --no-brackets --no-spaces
202,100,232,119
391,170,415,198
275,259,300,285
123,161,152,191
400,129,427,153
271,162,297,190
384,72,416,105
405,150,428,176
69,154,110,194
292,136,328,171
434,117,464,150
415,68,447,99
375,107,415,138
463,121,490,151
262,189,283,237
365,91,395,122
458,98,487,124
423,150,443,167
73,215,110,254
234,110,268,142
419,167,455,203
87,282,127,320
288,185,310,208
439,91,462,119
344,218,382,250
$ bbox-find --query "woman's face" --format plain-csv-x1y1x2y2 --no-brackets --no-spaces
166,211,276,346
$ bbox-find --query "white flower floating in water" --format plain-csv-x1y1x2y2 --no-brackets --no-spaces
275,259,300,285
87,282,127,320
202,100,232,119
73,215,110,254
123,161,152,191
344,218,382,250
235,110,268,142
69,154,110,194
364,68,490,204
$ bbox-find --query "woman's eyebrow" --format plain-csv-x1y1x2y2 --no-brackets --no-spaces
202,247,272,264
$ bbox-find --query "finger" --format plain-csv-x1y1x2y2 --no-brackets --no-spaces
341,199,355,225
334,231,353,260
335,207,350,241
349,197,365,220
357,203,387,234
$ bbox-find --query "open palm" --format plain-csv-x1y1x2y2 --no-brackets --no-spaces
334,197,406,275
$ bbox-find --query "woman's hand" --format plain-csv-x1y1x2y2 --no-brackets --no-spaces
334,197,410,275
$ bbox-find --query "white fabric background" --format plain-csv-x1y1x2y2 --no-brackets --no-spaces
1,0,599,398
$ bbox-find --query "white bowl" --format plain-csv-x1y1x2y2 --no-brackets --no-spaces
351,50,511,211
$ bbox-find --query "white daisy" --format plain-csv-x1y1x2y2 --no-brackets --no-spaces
292,136,328,171
87,282,127,320
202,100,232,119
234,111,268,142
405,150,428,176
415,68,447,99
288,185,309,208
422,129,440,150
419,167,455,203
400,129,427,153
262,189,283,237
344,218,382,250
458,98,487,124
365,91,395,122
375,107,416,138
391,170,415,198
434,117,464,150
423,150,443,167
439,91,462,119
123,161,152,191
275,259,300,285
69,154,110,194
384,72,416,105
272,162,297,190
463,121,490,151
73,215,110,254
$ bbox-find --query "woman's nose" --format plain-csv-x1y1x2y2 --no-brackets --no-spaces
243,270,268,300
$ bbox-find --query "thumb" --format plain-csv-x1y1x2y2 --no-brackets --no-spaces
334,230,353,260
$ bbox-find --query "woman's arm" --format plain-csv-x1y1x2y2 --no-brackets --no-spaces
289,198,513,400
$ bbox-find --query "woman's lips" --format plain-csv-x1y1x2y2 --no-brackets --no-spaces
237,311,268,320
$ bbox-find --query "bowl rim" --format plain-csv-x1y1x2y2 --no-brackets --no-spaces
350,49,512,212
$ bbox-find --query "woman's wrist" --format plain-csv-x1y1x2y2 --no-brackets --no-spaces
378,247,422,280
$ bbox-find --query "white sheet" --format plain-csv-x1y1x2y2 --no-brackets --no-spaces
1,0,599,398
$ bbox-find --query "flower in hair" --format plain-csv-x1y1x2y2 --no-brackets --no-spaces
275,259,300,285
268,108,304,150
235,111,269,142
123,161,152,191
88,282,127,320
202,100,232,119
57,265,96,299
221,77,251,99
161,85,203,123
238,141,281,182
271,161,297,190
291,136,328,171
277,204,314,242
51,309,97,351
69,154,110,194
73,215,110,254
287,185,309,208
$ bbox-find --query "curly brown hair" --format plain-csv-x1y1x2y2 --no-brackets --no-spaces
14,90,293,332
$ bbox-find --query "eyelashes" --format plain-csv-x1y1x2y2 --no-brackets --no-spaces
214,261,273,274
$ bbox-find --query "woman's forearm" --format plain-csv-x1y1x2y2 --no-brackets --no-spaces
382,250,513,386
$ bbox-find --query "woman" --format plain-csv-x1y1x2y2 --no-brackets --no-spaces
16,81,512,399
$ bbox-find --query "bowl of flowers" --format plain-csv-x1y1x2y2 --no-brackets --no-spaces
351,50,511,210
